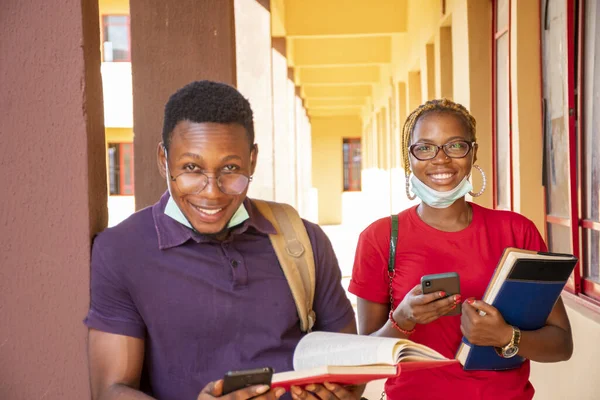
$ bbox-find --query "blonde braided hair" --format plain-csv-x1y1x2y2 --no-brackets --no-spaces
401,98,477,173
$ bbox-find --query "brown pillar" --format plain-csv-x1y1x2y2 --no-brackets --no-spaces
130,0,274,209
1,1,107,399
130,0,237,209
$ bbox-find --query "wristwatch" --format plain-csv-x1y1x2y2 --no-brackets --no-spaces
495,326,521,358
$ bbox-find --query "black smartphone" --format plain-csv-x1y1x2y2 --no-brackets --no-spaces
421,272,461,316
222,367,274,395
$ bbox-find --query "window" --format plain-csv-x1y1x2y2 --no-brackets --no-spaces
580,0,600,299
102,15,131,62
493,0,513,210
343,138,362,191
541,0,600,302
108,143,135,195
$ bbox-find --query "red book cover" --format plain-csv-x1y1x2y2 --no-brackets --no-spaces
271,360,458,391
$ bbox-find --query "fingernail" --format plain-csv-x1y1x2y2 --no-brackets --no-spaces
324,382,335,390
293,386,303,395
306,385,316,391
455,295,462,303
256,385,270,394
466,298,475,305
439,291,446,297
451,304,457,310
275,388,286,397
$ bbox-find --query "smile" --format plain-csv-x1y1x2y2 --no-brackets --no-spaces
190,203,226,220
428,172,457,184
430,173,455,180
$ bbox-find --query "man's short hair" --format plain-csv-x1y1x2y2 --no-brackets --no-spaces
162,80,255,149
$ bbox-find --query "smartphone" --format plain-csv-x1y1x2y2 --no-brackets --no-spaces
421,272,461,316
222,367,274,395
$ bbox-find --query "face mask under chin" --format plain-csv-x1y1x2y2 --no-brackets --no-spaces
409,174,473,209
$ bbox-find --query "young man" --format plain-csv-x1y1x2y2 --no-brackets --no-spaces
85,81,359,400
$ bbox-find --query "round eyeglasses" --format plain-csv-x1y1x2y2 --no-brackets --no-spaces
409,140,475,161
169,171,251,195
164,147,252,195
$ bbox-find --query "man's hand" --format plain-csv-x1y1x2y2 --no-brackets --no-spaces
289,383,364,400
460,299,513,347
197,380,286,400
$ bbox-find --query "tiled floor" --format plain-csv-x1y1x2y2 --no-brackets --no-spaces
321,223,362,307
321,223,386,400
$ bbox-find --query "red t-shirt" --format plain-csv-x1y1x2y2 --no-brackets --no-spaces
349,203,547,400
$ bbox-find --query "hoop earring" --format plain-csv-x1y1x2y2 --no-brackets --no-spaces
469,165,486,197
405,172,416,200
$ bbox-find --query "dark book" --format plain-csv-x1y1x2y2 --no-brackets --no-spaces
456,247,578,370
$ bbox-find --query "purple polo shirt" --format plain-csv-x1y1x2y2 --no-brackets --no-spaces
84,192,354,400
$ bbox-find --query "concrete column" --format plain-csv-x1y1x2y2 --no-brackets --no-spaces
466,0,493,209
397,82,408,133
377,109,384,169
234,0,275,201
296,94,312,219
408,71,423,112
1,1,107,399
272,39,296,207
362,121,370,169
287,68,299,207
130,0,275,209
426,43,436,100
391,81,408,214
509,0,544,230
438,26,454,100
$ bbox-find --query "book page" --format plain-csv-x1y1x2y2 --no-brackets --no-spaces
395,342,448,362
292,332,401,370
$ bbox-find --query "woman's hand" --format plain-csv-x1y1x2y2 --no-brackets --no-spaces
392,284,461,331
289,383,364,400
460,299,513,347
197,380,286,400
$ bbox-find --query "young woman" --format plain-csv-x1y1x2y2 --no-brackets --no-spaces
349,99,573,399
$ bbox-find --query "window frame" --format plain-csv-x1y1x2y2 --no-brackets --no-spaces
101,14,131,62
343,138,362,192
576,0,600,301
108,142,135,196
540,0,581,293
491,0,514,211
541,0,600,305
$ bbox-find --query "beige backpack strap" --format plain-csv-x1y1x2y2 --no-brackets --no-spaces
253,199,316,333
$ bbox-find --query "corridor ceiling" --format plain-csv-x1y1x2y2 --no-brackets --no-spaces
272,0,408,118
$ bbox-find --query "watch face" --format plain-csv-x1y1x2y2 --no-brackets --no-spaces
502,346,519,358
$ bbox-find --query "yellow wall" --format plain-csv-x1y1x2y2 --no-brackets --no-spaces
99,0,129,16
311,116,362,225
508,3,600,397
509,0,545,233
105,127,133,143
284,0,407,36
283,2,600,398
530,296,600,399
361,0,492,217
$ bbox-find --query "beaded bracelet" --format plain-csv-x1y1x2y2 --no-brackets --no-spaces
388,310,415,336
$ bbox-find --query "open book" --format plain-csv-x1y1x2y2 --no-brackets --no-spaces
270,332,457,389
456,248,577,370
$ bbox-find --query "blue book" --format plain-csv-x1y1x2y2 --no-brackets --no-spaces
456,247,577,371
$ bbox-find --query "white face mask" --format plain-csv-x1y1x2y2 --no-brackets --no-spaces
410,174,473,209
163,154,249,230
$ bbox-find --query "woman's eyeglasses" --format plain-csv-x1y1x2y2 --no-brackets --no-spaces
409,140,475,161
